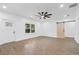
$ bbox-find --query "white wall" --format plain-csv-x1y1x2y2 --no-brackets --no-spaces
74,5,79,43
74,20,79,43
0,11,26,45
0,11,42,44
14,19,42,41
64,22,76,37
0,11,18,45
0,11,79,45
42,22,57,37
0,19,15,45
11,17,57,41
42,21,76,38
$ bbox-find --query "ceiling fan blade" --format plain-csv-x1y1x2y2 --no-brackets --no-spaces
47,17,51,18
46,14,52,17
38,12,42,16
47,14,52,16
45,15,51,18
45,12,48,15
41,12,44,16
46,16,51,18
44,12,48,17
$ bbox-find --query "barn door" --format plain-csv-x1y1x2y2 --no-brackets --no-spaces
57,22,64,38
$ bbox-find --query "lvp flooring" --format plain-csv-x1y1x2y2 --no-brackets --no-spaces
0,36,79,55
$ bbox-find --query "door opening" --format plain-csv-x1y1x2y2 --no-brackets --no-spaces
57,22,64,38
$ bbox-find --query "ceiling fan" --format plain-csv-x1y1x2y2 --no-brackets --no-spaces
35,12,52,19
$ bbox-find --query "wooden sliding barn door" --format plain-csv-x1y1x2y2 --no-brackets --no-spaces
57,22,64,38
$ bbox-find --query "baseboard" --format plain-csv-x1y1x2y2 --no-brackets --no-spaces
0,41,16,46
15,36,41,41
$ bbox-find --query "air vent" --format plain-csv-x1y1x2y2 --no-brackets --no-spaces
69,3,78,8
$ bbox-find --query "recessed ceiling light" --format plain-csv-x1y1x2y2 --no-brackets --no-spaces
2,5,7,9
60,4,64,8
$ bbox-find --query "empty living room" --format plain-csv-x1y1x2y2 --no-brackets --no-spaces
0,2,79,55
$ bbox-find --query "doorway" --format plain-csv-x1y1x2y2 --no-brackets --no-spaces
57,22,64,38
0,20,15,45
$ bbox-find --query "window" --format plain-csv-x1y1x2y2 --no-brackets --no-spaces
31,24,35,33
25,24,35,33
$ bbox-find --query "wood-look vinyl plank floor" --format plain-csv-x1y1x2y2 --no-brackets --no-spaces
0,36,79,55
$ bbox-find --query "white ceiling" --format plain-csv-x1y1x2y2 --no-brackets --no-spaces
0,3,78,21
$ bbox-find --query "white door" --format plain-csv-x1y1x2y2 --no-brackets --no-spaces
0,20,15,45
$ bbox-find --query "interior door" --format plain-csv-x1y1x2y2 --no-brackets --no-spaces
57,22,64,38
0,20,15,45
